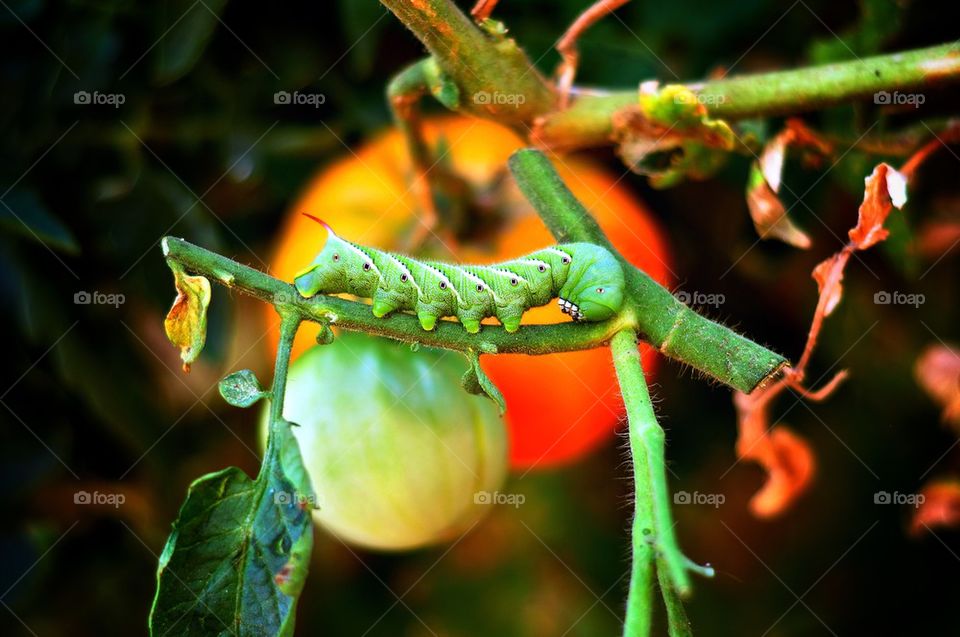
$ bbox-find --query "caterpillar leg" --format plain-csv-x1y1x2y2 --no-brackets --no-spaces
417,311,439,331
499,314,522,333
460,317,482,334
372,298,398,318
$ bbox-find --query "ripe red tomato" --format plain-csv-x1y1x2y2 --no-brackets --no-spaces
266,116,671,468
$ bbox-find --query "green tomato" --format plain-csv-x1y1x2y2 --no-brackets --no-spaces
263,331,507,551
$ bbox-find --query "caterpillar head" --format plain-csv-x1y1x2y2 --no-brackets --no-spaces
557,244,625,322
293,215,380,297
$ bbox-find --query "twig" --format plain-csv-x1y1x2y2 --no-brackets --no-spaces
555,0,631,108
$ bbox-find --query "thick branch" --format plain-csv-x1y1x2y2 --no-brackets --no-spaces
380,0,555,124
536,43,960,148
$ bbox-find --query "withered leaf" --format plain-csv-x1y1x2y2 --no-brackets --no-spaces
164,263,211,373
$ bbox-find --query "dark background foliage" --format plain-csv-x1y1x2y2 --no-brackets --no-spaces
1,0,958,635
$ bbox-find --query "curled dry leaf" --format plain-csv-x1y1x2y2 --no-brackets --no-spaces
734,390,816,517
915,344,960,428
849,163,907,250
164,263,211,373
811,252,847,318
732,160,908,518
747,163,812,249
745,118,832,249
810,162,908,320
911,480,960,536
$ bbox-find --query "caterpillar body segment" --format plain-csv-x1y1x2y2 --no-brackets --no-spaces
293,218,625,333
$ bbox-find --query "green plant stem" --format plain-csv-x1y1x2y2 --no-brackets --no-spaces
508,149,788,392
379,0,555,124
612,330,689,589
259,311,300,480
657,558,694,637
378,0,960,150
536,43,960,148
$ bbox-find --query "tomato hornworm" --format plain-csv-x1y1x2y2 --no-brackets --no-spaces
293,215,625,333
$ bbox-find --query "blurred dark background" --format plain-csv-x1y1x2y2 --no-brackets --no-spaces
2,0,959,635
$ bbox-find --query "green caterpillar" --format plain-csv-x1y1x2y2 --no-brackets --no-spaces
293,215,625,333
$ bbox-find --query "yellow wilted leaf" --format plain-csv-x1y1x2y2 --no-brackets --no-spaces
164,263,211,373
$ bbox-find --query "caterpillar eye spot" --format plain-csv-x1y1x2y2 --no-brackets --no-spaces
476,284,483,292
510,278,518,286
596,287,604,294
333,254,340,262
439,281,447,289
538,265,546,272
400,274,408,282
363,263,371,271
562,256,571,264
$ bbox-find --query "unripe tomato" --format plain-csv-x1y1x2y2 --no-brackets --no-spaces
266,116,671,468
267,331,507,550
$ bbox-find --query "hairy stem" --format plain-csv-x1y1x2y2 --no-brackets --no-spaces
536,43,960,148
612,330,690,593
509,149,788,392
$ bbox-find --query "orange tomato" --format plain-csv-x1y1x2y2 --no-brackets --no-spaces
266,116,671,469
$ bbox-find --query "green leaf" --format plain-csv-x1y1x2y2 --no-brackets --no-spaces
153,0,229,84
0,190,79,254
219,369,270,408
149,423,314,637
461,350,506,415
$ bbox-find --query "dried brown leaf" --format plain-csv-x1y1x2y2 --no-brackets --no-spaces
849,163,907,250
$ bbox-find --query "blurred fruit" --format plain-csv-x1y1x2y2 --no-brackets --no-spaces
266,115,671,468
266,332,507,550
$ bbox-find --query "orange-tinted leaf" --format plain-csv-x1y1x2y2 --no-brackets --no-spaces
915,344,960,428
849,163,907,250
911,480,960,536
734,391,816,518
748,426,816,518
164,263,211,373
812,253,846,317
747,162,811,249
